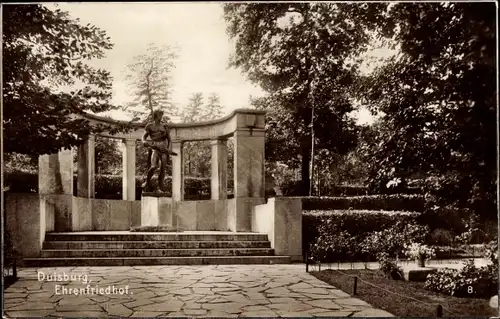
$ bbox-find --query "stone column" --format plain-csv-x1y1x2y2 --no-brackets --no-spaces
39,148,74,195
77,135,95,198
211,139,228,200
171,141,184,201
122,138,136,201
233,129,265,198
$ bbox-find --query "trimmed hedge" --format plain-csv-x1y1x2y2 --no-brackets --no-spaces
3,171,232,199
91,175,218,200
281,180,423,196
4,171,38,193
302,210,419,260
296,194,425,212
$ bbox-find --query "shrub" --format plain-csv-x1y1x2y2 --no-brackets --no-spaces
377,252,404,280
280,180,303,196
425,241,498,297
299,194,425,212
428,228,455,246
360,221,430,259
455,214,493,245
310,230,360,262
404,243,436,260
303,210,418,255
424,259,498,298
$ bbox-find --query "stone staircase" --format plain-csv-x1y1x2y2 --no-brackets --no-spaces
24,231,291,266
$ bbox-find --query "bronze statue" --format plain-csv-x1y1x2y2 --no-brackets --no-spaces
142,110,177,192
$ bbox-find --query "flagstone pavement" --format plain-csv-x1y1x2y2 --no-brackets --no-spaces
3,264,393,317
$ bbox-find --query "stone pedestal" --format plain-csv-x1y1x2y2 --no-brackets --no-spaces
141,194,173,228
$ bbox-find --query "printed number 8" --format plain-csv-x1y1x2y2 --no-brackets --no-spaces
468,286,473,294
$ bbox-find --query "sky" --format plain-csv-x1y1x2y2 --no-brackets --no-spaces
47,2,390,125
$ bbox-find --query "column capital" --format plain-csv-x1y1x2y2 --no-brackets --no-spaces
233,128,265,138
210,139,228,145
123,138,137,146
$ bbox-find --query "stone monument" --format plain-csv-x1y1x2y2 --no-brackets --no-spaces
137,110,178,231
141,109,177,193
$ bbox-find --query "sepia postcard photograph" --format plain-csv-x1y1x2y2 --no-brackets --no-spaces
1,1,498,318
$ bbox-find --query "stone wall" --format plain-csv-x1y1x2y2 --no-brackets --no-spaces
92,199,141,231
252,197,303,261
5,193,47,258
173,200,229,231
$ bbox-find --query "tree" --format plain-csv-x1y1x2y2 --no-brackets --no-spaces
3,153,37,173
203,93,224,120
94,138,121,175
3,4,126,156
123,43,178,174
224,3,388,195
123,43,178,123
182,93,204,123
181,93,225,177
360,3,496,217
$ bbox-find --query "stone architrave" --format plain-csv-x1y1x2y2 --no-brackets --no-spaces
77,135,95,198
211,139,228,200
171,141,184,201
233,129,265,198
122,138,136,201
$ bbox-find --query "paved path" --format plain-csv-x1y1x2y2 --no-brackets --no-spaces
4,264,393,317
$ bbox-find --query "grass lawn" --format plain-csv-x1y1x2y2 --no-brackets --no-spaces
311,269,497,318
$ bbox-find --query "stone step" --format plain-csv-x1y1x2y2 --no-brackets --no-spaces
41,248,275,258
43,240,272,250
44,232,269,242
24,256,291,267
